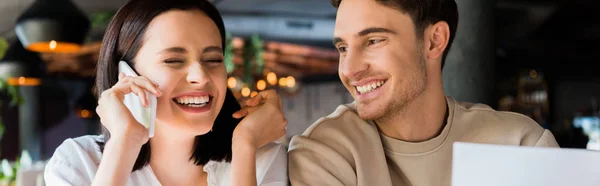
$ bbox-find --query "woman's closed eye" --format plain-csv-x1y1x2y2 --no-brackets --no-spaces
202,58,223,63
163,58,185,64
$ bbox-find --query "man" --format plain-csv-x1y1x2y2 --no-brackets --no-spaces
287,0,559,186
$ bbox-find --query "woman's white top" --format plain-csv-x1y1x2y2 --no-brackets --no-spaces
44,135,288,186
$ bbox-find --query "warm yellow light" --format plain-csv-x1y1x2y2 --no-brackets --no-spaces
256,80,266,91
241,87,251,97
8,77,41,86
227,77,237,88
529,70,537,79
266,72,277,85
250,91,258,98
49,40,57,50
80,109,91,118
27,41,80,53
286,76,296,87
278,77,287,87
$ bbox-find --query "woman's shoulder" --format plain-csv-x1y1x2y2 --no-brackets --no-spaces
44,135,105,185
50,135,104,163
209,142,288,185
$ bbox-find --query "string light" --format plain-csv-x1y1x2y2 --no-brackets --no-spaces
241,87,250,97
227,77,237,89
267,72,277,85
278,77,287,87
256,80,266,91
286,76,296,87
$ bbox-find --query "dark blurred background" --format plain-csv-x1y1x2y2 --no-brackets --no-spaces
0,0,598,165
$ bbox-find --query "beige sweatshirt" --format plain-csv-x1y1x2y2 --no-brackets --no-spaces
288,97,559,186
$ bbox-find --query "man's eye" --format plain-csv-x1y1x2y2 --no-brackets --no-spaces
368,39,385,45
337,46,347,53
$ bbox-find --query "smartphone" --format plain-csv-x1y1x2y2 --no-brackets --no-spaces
118,61,157,138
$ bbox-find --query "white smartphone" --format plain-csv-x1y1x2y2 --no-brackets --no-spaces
118,61,157,138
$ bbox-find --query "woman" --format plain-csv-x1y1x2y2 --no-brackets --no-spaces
44,0,288,185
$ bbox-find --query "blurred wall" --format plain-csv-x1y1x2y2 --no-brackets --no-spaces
443,0,496,106
282,81,351,140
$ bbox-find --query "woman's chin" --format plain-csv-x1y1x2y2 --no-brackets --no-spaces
155,116,216,136
187,122,214,136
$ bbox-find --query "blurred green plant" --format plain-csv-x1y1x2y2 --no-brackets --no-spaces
90,11,116,29
0,79,23,157
224,32,235,74
0,37,8,60
242,34,265,86
0,151,31,185
250,34,264,75
0,158,18,185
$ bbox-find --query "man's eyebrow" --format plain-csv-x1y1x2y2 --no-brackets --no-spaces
333,37,344,46
333,27,396,46
358,27,397,36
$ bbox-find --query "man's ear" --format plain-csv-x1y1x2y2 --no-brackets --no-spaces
425,21,450,61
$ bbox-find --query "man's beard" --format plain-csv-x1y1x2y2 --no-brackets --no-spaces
357,48,427,121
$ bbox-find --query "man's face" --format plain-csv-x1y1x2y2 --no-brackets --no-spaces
334,0,428,120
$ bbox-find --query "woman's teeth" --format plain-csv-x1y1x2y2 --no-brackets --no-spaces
174,95,210,107
356,80,386,94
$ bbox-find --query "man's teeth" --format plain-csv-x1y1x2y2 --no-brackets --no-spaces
175,95,210,106
356,80,386,94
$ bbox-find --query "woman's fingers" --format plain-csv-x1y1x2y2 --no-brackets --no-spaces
235,90,282,119
232,106,260,119
245,98,253,107
118,75,162,97
130,82,148,107
253,90,281,108
243,90,279,108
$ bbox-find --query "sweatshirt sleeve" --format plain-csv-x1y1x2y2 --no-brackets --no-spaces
534,129,560,147
288,135,357,186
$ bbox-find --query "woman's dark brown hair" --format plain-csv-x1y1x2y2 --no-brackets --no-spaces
95,0,241,171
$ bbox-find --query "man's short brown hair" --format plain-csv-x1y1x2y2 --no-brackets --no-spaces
330,0,458,69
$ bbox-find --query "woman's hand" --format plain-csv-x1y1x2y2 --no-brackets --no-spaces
92,73,162,186
96,73,162,146
232,89,287,149
229,90,286,186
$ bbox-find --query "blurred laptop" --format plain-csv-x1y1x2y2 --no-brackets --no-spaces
452,142,600,186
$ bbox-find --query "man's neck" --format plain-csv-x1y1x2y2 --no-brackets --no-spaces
149,124,207,186
375,79,448,142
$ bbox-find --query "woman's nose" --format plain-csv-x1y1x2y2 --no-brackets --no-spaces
186,62,209,85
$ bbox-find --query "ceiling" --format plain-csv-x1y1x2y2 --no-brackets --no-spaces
1,0,597,44
215,0,336,17
0,0,336,42
0,0,598,78
0,0,128,37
